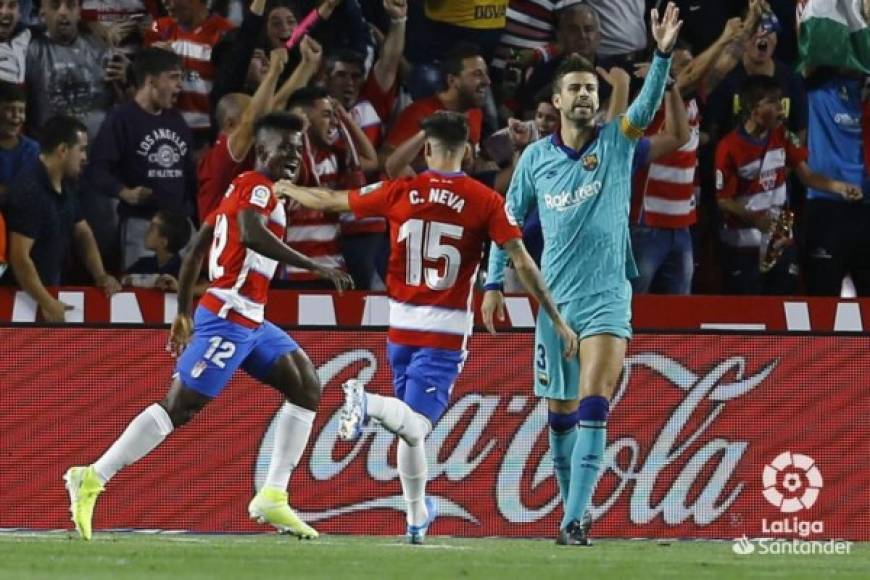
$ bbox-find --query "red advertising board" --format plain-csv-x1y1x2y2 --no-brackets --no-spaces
0,287,868,332
0,328,867,540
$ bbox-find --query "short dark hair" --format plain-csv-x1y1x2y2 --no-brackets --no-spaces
37,115,87,153
552,55,596,94
154,210,192,253
131,48,182,88
440,42,482,86
286,85,331,110
739,75,782,115
254,111,306,139
325,49,366,76
534,86,555,108
0,80,25,104
266,0,302,17
421,111,469,152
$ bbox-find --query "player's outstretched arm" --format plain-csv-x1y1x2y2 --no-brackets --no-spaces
238,209,354,291
503,239,578,358
168,223,215,356
623,2,682,137
274,180,352,213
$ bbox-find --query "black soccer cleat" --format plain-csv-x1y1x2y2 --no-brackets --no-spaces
556,512,593,547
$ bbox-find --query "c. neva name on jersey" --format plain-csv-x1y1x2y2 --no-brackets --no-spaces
409,188,466,213
543,180,602,211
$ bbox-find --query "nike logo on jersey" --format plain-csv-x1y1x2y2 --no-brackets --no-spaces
543,181,602,211
425,387,437,394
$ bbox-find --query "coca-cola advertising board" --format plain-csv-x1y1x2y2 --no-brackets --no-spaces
1,328,866,540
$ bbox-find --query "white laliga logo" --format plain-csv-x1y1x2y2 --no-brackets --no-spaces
762,451,823,513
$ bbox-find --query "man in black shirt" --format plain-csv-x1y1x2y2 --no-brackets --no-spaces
6,115,121,322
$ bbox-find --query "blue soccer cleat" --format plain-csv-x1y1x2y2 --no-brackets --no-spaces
407,497,437,545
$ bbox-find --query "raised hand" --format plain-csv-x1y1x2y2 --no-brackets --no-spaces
299,35,323,67
597,66,631,87
268,47,289,73
383,0,407,20
317,0,342,19
651,2,683,54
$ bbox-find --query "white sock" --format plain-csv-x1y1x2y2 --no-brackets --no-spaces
263,402,315,491
398,439,429,527
92,404,174,484
366,393,431,446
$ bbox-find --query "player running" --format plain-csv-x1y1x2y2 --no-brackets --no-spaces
64,112,352,541
275,111,577,544
482,4,683,546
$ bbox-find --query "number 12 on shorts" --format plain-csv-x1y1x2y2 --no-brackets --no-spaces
203,336,236,368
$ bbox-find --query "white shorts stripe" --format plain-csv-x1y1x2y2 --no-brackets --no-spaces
389,300,471,336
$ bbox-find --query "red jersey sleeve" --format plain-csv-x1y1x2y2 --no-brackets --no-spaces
235,177,277,217
714,136,739,200
348,179,405,219
484,189,522,246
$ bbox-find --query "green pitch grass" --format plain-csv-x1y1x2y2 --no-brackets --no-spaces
0,532,866,580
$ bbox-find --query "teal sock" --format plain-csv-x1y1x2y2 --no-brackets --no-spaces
549,427,578,504
560,421,606,530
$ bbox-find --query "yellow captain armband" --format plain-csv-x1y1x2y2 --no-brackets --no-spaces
620,115,644,140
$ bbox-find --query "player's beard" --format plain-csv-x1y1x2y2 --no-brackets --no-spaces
563,108,596,128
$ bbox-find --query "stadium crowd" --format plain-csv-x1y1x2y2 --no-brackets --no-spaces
0,0,868,322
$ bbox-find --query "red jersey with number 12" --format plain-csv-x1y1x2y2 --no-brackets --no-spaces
349,171,522,350
199,171,286,328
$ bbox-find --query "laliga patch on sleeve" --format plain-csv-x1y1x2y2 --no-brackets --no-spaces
715,170,724,191
359,181,383,196
250,185,271,208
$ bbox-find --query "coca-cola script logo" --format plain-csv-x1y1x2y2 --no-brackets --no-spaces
253,349,778,527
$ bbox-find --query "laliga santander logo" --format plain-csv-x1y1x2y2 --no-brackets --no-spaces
762,452,823,513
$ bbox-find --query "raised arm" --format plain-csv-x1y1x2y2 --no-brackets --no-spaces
227,48,288,160
372,0,407,93
623,3,682,137
705,0,766,94
272,36,323,111
384,130,426,178
599,66,631,122
676,17,743,97
648,87,691,161
334,100,379,173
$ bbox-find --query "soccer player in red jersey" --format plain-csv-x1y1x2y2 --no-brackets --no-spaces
276,111,577,544
63,112,352,541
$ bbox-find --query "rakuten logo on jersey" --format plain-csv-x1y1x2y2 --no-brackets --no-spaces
543,181,602,211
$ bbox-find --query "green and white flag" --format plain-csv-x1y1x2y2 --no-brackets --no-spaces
798,0,870,73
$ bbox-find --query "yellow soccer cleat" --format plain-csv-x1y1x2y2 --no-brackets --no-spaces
63,466,104,541
248,486,319,539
